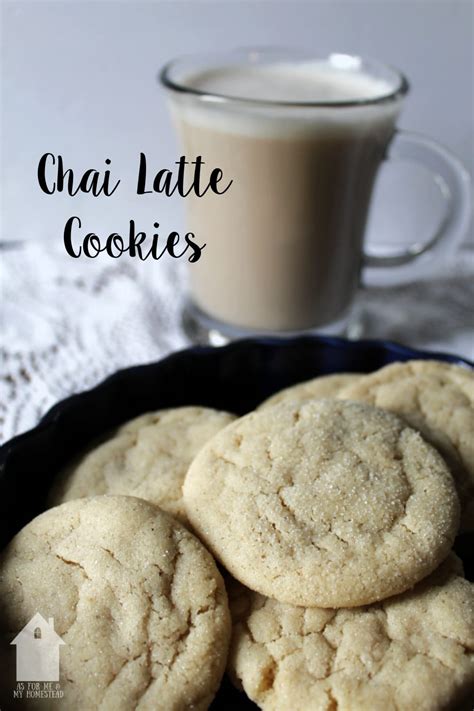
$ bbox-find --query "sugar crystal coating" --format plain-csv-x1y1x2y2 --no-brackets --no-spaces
338,360,474,530
228,554,474,711
49,406,236,523
0,496,231,709
184,399,460,607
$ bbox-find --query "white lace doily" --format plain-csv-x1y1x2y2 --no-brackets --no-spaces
0,243,188,442
1,241,473,443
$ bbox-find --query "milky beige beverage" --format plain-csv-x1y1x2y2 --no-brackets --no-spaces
168,59,402,331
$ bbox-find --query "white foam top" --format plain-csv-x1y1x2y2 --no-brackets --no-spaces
183,58,394,103
170,56,401,138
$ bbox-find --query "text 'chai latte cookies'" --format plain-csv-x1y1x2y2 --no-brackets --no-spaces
183,399,460,608
49,406,236,523
0,496,231,710
337,360,474,530
228,554,474,711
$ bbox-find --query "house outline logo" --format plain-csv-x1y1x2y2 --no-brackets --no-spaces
11,613,65,681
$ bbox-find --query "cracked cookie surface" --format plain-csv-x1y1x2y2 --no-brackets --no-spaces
0,496,231,710
258,373,362,410
49,407,235,522
228,554,474,711
338,360,474,531
183,399,459,607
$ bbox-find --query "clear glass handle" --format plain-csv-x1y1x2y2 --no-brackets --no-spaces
364,130,472,268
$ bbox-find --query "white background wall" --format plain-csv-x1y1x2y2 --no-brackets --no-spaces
2,0,473,258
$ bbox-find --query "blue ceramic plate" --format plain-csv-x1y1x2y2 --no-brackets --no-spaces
1,334,472,545
0,335,472,709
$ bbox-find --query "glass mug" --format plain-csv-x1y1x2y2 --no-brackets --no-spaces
160,49,471,344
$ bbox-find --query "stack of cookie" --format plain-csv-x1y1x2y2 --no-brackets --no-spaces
0,407,236,709
0,360,473,710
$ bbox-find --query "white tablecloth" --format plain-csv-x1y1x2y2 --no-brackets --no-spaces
1,241,473,443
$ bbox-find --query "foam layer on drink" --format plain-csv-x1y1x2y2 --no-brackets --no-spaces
170,59,400,138
184,60,394,103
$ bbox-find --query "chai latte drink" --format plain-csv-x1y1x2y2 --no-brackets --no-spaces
166,55,402,331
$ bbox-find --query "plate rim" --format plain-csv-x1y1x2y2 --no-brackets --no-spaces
1,334,472,469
